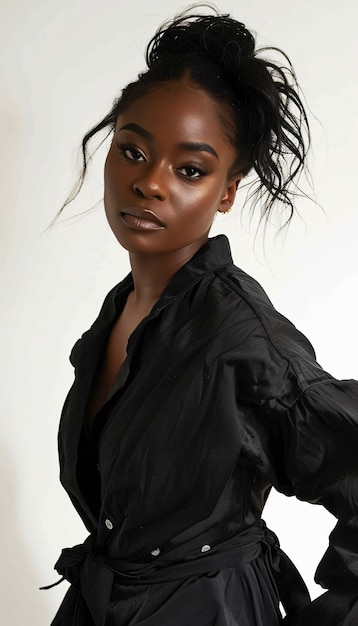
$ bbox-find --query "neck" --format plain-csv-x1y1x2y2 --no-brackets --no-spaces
128,240,206,304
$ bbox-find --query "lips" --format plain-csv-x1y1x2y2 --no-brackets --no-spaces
120,208,165,231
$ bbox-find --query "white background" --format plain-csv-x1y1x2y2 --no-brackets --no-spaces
1,0,357,624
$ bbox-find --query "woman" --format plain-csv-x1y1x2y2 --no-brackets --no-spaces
47,6,358,625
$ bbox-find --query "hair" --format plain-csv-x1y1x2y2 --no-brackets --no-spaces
55,3,311,226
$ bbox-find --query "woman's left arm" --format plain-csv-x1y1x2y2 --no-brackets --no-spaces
279,379,358,625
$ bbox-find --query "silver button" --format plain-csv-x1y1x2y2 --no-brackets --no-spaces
105,519,113,530
151,548,161,557
201,544,211,553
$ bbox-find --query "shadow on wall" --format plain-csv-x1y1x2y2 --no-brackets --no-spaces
0,445,48,626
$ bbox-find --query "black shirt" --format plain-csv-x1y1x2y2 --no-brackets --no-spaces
53,236,358,625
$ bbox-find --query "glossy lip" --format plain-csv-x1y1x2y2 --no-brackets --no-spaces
120,207,165,231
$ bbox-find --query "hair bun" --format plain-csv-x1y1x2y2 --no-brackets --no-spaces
147,10,255,71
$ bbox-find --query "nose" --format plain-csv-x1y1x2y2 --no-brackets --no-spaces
133,163,168,201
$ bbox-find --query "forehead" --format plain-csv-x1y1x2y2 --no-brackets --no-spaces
115,80,234,148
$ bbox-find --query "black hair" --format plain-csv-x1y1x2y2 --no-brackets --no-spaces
56,4,310,225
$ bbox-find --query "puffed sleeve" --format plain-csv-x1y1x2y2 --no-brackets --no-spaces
280,380,358,625
225,264,358,622
247,377,358,625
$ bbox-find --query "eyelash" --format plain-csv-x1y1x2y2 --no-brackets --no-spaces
117,144,145,162
116,143,207,180
176,165,207,180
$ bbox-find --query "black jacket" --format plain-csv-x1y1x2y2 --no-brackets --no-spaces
51,235,358,625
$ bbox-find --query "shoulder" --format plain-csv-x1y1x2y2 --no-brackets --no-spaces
210,263,329,391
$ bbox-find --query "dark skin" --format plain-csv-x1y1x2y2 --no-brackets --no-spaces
86,77,243,427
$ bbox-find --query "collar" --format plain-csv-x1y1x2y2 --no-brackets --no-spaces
151,235,233,310
70,236,233,365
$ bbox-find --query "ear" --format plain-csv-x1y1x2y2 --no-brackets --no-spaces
218,174,244,214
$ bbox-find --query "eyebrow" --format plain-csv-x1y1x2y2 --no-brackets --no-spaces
118,123,152,141
179,142,219,160
118,123,219,160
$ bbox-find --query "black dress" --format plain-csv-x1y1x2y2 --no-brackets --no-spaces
50,236,358,625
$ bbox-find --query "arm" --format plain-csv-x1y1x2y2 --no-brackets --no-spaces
263,379,358,624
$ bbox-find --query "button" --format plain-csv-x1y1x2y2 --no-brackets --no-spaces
201,544,211,553
150,548,161,557
105,519,113,530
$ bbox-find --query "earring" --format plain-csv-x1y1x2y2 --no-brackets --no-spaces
220,207,232,214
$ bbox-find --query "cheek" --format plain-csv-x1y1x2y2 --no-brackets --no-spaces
103,151,123,209
177,198,220,234
179,183,224,219
173,178,220,208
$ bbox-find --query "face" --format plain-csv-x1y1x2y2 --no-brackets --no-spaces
104,79,242,261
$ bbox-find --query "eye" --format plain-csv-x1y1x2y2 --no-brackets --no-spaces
117,143,146,162
176,165,207,179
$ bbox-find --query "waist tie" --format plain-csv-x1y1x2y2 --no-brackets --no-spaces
261,522,310,615
44,521,310,626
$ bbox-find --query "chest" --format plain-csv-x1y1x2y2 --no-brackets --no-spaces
85,300,154,429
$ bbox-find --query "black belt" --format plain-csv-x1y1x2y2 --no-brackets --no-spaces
43,521,310,626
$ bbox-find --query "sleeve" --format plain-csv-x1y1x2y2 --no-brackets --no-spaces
243,377,358,625
226,269,358,623
281,380,358,625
